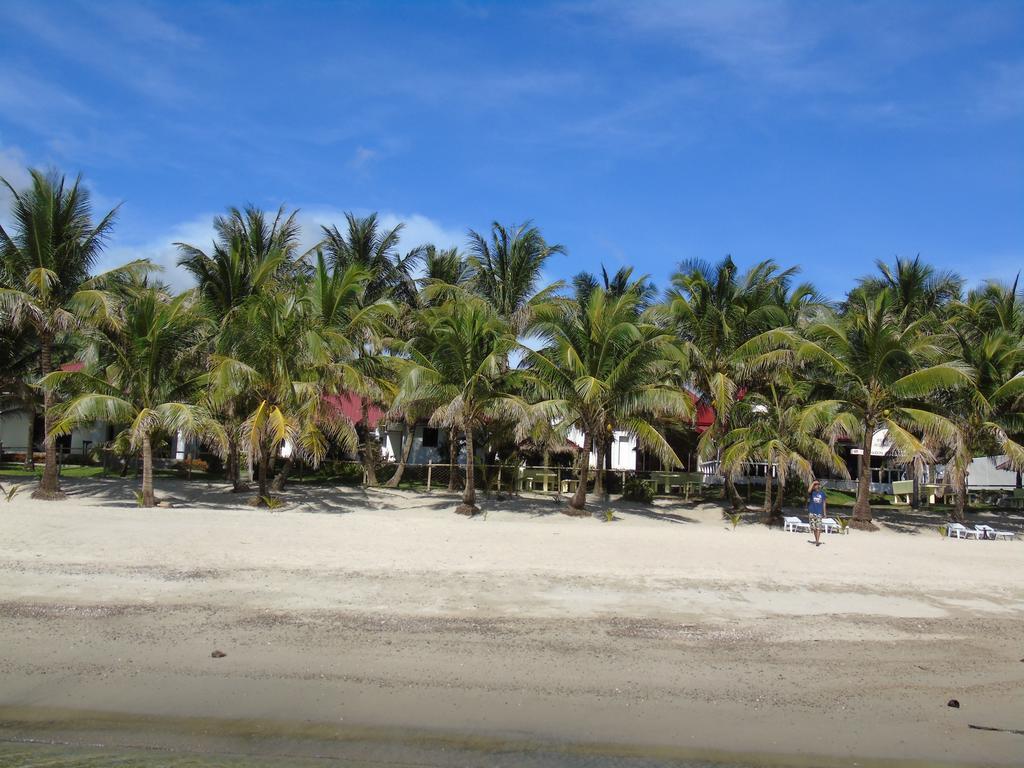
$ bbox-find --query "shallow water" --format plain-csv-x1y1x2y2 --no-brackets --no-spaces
0,707,980,768
0,742,762,767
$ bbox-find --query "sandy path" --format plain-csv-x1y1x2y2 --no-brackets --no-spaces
1,478,1022,765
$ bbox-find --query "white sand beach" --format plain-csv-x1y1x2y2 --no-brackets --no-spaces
1,478,1022,765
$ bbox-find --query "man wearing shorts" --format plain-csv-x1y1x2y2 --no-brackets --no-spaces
808,480,826,546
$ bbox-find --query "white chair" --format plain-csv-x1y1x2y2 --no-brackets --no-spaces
821,517,842,534
974,524,1016,541
947,522,983,540
783,516,810,533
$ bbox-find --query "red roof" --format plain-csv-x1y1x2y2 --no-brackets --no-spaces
689,389,745,433
322,393,385,427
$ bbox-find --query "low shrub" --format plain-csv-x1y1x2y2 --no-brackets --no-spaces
328,460,365,485
622,476,654,504
173,457,209,476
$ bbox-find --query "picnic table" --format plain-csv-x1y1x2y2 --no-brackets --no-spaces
891,480,949,505
520,470,559,493
649,471,700,496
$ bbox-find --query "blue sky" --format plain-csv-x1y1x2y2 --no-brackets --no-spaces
1,0,1021,296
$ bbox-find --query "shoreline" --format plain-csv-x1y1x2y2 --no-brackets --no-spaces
1,479,1022,765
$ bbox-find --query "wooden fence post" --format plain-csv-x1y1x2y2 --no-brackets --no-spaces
426,461,432,492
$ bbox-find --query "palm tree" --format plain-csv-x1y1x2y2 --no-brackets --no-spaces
801,291,971,526
467,221,565,334
41,289,212,506
572,265,657,309
528,286,692,514
376,245,474,489
320,213,416,485
177,205,297,492
396,298,524,515
210,288,355,503
667,257,796,511
287,252,393,491
720,377,848,521
569,266,659,496
854,256,962,322
404,245,476,490
321,213,414,305
0,169,144,499
940,285,1024,519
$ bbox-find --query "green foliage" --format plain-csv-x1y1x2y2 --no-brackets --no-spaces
622,476,654,504
134,490,145,507
728,512,743,530
173,458,209,474
836,516,851,533
527,283,692,511
327,461,365,485
261,495,285,510
3,163,1022,527
0,483,21,502
937,524,948,538
604,508,615,522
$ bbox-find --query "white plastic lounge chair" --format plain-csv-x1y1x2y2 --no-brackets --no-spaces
947,522,983,540
974,524,1016,541
821,517,842,534
783,516,810,533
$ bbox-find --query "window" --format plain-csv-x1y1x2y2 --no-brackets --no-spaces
421,427,439,448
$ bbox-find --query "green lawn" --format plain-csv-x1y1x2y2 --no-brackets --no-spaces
0,464,215,481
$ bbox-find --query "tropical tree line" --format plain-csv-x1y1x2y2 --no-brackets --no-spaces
2,169,1023,526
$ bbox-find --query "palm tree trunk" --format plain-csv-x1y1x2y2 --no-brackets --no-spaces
853,426,874,524
360,399,378,486
592,434,604,497
271,456,294,492
141,433,156,507
567,432,592,514
456,425,478,515
771,474,785,520
33,332,64,500
724,475,745,511
763,468,773,517
257,446,270,502
226,406,246,493
447,428,460,491
24,415,35,469
952,465,968,522
385,422,416,488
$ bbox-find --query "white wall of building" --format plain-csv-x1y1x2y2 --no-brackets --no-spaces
383,424,462,465
0,408,107,456
0,410,31,451
566,427,637,471
966,455,1019,489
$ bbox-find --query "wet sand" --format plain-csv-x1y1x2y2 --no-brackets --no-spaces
0,478,1022,765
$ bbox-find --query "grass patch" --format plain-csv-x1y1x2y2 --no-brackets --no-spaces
0,464,105,478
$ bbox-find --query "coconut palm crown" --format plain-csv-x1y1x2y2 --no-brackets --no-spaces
0,169,148,499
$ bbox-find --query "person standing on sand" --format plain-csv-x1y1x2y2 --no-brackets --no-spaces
808,480,826,546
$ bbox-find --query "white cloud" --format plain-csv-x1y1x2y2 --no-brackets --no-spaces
349,146,379,171
971,59,1024,120
95,208,466,293
379,212,466,252
298,207,466,256
0,141,34,232
98,214,218,292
